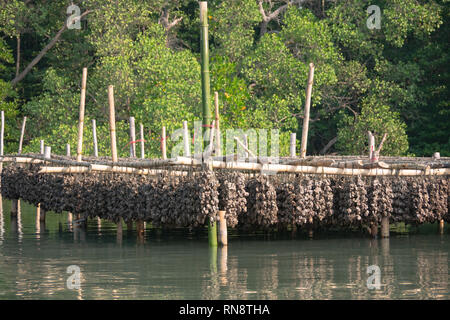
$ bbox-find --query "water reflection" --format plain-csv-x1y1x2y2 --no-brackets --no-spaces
0,200,448,300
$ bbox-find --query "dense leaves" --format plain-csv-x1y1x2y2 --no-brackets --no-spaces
0,0,448,157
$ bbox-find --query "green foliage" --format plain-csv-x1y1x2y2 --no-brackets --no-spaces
0,0,448,157
337,98,409,156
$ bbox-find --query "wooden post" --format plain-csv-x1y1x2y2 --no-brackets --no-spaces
214,92,221,156
92,119,98,157
368,131,375,162
117,218,123,243
39,203,46,223
44,146,51,159
161,126,167,160
439,220,444,234
129,116,136,157
40,140,44,154
290,133,296,157
218,210,227,246
108,85,118,163
182,121,190,157
300,63,315,158
18,116,27,154
136,219,145,241
370,222,378,238
0,110,4,156
66,143,71,157
11,199,19,217
139,123,145,159
77,67,87,162
381,216,389,238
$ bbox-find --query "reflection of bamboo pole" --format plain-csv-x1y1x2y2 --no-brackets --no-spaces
108,85,118,162
77,68,87,162
300,63,315,158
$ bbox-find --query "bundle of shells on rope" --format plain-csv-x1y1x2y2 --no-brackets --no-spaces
335,176,369,226
242,174,278,228
367,177,393,224
409,177,433,224
216,170,248,228
428,177,448,223
391,177,412,223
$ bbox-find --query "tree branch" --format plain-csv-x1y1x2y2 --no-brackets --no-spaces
11,10,91,86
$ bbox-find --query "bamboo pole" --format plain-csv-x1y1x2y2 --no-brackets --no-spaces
214,92,221,156
140,123,145,159
218,210,227,246
290,133,296,157
200,0,214,253
300,63,315,158
92,119,98,157
161,126,167,160
368,131,375,162
182,121,190,157
66,143,71,157
129,117,136,158
77,67,87,162
108,85,118,163
18,116,27,154
234,137,255,158
0,110,4,156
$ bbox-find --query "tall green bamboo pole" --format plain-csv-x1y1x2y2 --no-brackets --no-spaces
200,1,217,247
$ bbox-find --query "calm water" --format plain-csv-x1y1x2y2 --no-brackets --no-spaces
0,199,448,300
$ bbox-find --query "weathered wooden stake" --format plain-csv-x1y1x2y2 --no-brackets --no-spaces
136,219,145,240
290,133,296,157
129,116,136,157
381,216,389,238
218,210,227,246
39,203,46,223
18,116,27,154
66,143,71,157
182,121,190,157
117,218,123,243
439,219,444,234
77,67,87,162
44,146,51,159
108,85,118,162
300,63,315,158
11,199,19,217
370,222,378,238
161,126,167,160
140,123,145,159
214,92,221,156
40,140,44,154
368,131,375,161
92,119,98,157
